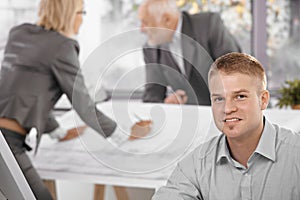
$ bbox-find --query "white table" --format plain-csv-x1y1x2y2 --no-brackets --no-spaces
28,101,300,196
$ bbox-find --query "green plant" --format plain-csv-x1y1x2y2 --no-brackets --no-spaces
276,79,300,108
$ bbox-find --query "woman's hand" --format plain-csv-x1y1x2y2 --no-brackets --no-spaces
59,125,87,142
129,120,153,140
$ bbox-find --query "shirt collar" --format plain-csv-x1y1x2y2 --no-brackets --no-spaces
254,117,276,162
175,14,183,35
170,14,183,44
216,134,231,164
216,117,277,164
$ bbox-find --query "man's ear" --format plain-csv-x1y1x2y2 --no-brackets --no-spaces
161,13,173,28
260,90,270,110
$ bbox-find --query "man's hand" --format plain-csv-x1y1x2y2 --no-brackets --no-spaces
129,120,153,140
164,89,188,104
59,125,87,142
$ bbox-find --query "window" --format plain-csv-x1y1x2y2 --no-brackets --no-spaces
1,0,297,99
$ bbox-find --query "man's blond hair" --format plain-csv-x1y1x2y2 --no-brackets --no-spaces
209,52,267,91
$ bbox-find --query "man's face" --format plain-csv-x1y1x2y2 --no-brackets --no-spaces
138,5,173,46
209,72,269,141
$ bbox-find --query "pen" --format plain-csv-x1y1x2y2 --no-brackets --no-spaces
133,113,143,121
178,93,187,100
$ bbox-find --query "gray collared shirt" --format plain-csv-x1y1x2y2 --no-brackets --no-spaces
152,118,300,200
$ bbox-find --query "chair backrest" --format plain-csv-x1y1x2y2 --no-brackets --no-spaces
0,131,36,200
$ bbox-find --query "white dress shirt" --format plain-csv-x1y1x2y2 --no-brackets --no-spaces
169,15,185,75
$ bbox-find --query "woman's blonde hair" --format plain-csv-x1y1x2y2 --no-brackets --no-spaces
37,0,81,34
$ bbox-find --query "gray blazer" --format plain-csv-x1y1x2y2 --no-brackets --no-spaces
0,24,116,147
143,12,241,105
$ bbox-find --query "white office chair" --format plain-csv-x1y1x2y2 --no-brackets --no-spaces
0,130,36,200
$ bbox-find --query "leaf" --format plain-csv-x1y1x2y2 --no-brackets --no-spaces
276,79,300,108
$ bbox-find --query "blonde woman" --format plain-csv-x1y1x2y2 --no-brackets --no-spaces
0,0,150,199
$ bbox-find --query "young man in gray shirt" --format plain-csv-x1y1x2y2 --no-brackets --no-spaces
152,52,300,200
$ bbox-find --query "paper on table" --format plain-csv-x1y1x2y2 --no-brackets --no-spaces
32,103,216,175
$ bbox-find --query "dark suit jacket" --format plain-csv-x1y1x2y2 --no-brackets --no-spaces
0,23,116,148
143,12,241,105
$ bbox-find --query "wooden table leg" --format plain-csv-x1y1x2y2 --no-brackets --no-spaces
94,184,105,200
113,186,129,200
43,179,57,200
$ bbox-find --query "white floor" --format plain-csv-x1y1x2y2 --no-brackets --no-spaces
56,181,155,200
